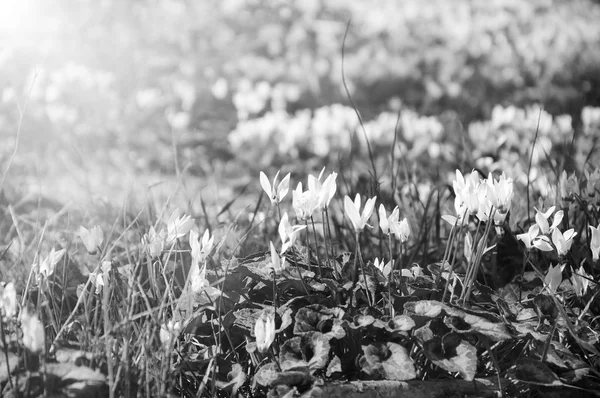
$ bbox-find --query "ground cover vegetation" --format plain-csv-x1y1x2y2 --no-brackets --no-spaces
2,0,600,397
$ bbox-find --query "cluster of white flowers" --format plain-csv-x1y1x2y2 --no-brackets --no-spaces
444,169,514,226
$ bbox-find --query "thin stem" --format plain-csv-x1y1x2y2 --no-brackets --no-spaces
276,203,282,225
462,209,496,305
388,234,394,317
325,208,337,276
272,271,278,308
322,210,331,275
355,231,373,307
398,241,404,295
310,216,323,277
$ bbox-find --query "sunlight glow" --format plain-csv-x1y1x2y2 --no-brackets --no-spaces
0,0,45,39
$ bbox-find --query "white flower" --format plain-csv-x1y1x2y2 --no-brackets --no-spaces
307,168,338,211
78,225,104,254
189,229,214,266
278,213,306,254
551,228,577,257
517,224,540,250
485,172,514,215
269,241,287,274
260,170,291,206
254,308,276,354
544,263,565,294
453,169,481,215
89,261,112,294
379,204,399,235
584,169,600,198
344,194,377,232
166,209,195,244
571,265,591,297
292,182,319,221
1,282,18,318
373,257,392,278
317,171,338,210
401,264,424,280
534,206,563,235
142,226,165,258
393,218,411,243
38,248,66,279
20,308,45,354
159,319,182,345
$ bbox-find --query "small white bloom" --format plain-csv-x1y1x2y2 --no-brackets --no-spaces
571,265,591,297
142,226,166,258
551,228,577,257
1,282,18,318
159,320,181,345
373,257,392,278
344,194,377,232
260,170,291,206
20,308,45,354
292,182,319,221
78,225,104,254
189,229,214,266
254,308,276,354
278,213,306,254
544,263,565,294
379,204,399,236
166,209,195,244
534,206,563,235
269,241,287,274
38,248,66,279
393,218,411,243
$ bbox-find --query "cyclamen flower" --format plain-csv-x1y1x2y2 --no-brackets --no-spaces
379,204,400,236
308,169,337,211
544,263,565,294
344,194,377,232
486,172,514,215
278,212,306,254
0,282,17,318
516,224,553,252
571,265,591,297
166,209,195,244
189,229,214,266
78,225,104,254
260,170,291,206
453,170,482,215
159,319,182,345
559,171,579,200
269,241,287,274
394,218,411,243
38,248,66,279
254,308,276,354
551,228,577,257
20,308,45,354
373,257,392,278
89,261,112,294
292,182,319,221
584,169,600,198
142,226,166,258
534,206,563,235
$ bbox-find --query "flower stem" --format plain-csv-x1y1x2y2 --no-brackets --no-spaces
355,231,373,307
388,234,394,317
310,216,323,277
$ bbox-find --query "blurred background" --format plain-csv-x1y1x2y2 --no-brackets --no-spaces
1,0,600,213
